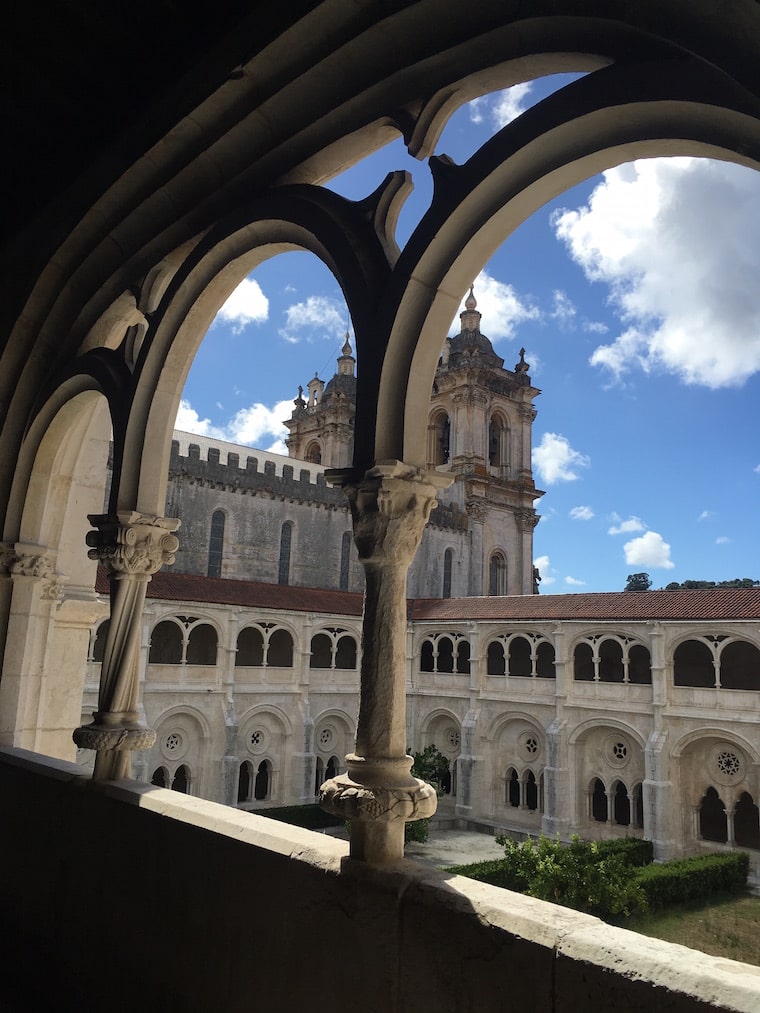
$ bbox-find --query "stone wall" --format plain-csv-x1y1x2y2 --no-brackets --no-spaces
2,748,759,1013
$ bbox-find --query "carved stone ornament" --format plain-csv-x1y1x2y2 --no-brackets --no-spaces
320,754,437,825
73,725,156,752
0,544,16,575
10,553,54,579
516,509,540,532
466,498,489,523
40,575,68,601
86,512,180,577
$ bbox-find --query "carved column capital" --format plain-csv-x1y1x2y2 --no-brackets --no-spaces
516,508,540,532
86,512,180,577
321,754,437,825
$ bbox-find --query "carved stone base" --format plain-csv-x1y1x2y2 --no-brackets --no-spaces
73,723,156,752
319,753,438,825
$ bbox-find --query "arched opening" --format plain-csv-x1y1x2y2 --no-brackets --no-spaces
488,414,509,470
613,780,630,826
151,766,169,788
628,645,652,685
599,640,624,683
506,767,520,808
236,627,265,667
420,639,435,673
734,792,760,849
455,640,470,675
149,621,183,664
268,629,294,667
325,755,340,780
488,552,507,596
172,765,190,794
304,441,322,464
314,756,324,796
508,636,532,677
207,509,225,578
525,770,538,811
574,643,595,681
720,641,760,690
428,411,451,466
442,547,453,598
237,760,253,803
92,620,110,664
591,778,607,822
536,641,556,679
486,640,506,676
254,759,271,801
310,633,333,669
674,640,715,688
334,635,357,670
699,786,727,843
278,522,293,585
186,624,218,665
436,637,454,674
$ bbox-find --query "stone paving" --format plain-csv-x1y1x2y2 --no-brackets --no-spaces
404,829,506,869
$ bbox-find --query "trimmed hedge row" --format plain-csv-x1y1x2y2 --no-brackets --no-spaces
634,851,749,909
596,837,654,867
251,804,343,830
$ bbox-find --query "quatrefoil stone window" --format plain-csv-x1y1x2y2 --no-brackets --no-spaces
612,742,628,761
319,728,333,748
446,728,461,750
249,728,268,754
525,736,538,755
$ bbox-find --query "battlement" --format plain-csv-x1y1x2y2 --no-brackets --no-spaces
169,432,344,507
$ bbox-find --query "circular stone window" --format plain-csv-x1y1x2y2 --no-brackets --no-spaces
248,727,269,755
708,743,744,785
605,736,630,768
160,729,186,760
318,727,334,749
518,731,541,762
445,727,461,751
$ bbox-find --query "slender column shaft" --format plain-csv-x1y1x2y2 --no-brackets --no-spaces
73,512,179,781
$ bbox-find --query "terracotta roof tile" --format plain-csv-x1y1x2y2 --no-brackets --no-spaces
95,570,760,622
408,588,760,622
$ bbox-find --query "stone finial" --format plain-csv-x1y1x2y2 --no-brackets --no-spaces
465,284,476,311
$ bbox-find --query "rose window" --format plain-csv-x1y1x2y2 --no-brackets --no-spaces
250,730,264,747
319,728,333,748
716,751,741,778
612,742,627,761
446,728,461,750
525,736,538,755
165,733,182,752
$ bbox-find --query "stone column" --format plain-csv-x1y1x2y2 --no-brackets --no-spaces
73,512,179,781
320,462,451,863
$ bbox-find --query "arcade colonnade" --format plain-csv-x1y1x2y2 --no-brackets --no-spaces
3,3,760,867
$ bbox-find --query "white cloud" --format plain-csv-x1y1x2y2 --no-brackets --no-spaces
754,464,760,474
570,505,594,521
565,575,586,586
583,320,609,335
532,433,590,485
469,82,533,128
608,514,645,536
279,295,345,344
453,270,540,341
697,510,714,522
623,531,674,569
716,536,731,545
551,289,576,324
552,158,760,388
175,397,293,451
533,554,556,586
216,278,269,334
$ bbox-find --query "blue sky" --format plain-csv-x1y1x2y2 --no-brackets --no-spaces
179,76,760,594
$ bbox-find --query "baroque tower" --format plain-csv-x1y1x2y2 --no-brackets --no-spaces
284,290,543,596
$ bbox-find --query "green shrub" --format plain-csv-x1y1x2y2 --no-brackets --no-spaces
450,835,647,918
635,852,749,909
595,837,654,867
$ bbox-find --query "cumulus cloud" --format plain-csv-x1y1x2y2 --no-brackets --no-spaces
565,575,586,586
175,397,293,453
533,554,556,587
215,278,269,334
608,514,645,536
716,536,730,545
279,295,345,344
452,270,540,341
570,505,594,521
697,510,714,522
552,158,760,388
532,433,590,485
583,320,608,335
623,531,674,569
469,82,534,128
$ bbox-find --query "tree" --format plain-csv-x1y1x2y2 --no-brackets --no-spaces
624,572,652,592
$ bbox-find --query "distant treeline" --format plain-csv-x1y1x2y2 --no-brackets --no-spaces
662,578,759,590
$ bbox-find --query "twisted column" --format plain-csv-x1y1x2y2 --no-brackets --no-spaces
320,462,451,863
73,512,179,781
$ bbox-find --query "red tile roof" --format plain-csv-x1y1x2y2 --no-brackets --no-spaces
408,588,760,622
96,569,760,622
